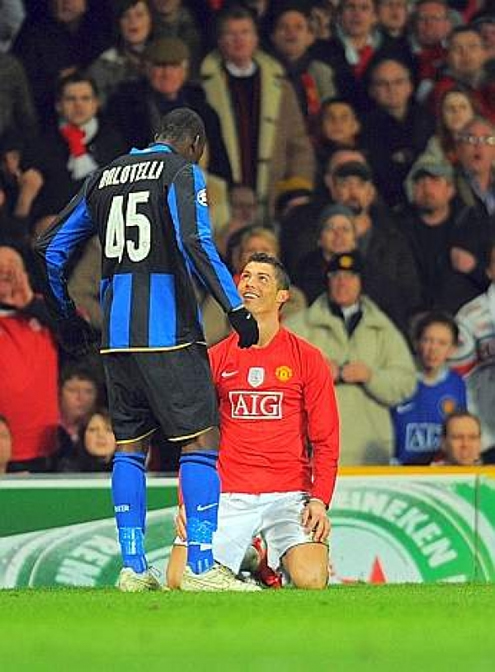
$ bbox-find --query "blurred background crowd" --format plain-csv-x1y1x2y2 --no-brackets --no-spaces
0,0,494,474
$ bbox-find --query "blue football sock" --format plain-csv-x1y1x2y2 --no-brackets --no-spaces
112,451,147,573
179,450,220,574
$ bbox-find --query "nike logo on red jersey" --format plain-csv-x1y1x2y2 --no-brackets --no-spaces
221,370,238,378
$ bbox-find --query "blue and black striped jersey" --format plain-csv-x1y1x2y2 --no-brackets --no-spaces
36,144,243,352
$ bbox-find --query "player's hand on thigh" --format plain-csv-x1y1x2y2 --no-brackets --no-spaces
175,504,187,541
301,500,330,543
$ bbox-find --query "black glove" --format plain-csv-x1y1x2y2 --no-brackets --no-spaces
228,306,259,348
56,313,100,358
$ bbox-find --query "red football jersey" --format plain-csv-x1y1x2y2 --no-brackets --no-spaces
0,311,59,462
209,327,340,505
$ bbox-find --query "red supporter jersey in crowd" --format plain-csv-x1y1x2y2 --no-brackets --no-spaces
209,327,340,506
0,310,59,461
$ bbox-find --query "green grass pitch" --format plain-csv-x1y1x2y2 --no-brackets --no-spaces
1,584,494,671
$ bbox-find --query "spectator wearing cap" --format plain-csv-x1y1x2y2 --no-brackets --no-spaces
430,25,495,125
269,6,336,131
107,36,232,183
453,116,495,219
86,0,153,109
280,148,421,335
326,153,422,334
12,0,112,124
200,4,315,217
362,56,435,207
280,148,365,281
29,71,126,218
286,249,416,465
400,156,490,313
296,203,358,304
150,0,203,79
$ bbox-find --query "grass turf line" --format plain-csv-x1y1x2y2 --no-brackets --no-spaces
0,584,494,671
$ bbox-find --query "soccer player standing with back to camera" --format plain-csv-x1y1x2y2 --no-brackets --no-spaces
35,108,259,592
168,253,340,590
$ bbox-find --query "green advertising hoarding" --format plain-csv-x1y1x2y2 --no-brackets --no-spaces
330,475,495,583
0,472,494,587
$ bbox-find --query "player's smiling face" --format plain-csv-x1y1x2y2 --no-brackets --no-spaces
238,261,288,316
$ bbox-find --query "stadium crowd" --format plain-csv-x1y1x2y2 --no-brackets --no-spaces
1,0,495,473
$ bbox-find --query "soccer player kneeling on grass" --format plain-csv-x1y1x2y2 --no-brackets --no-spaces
167,253,340,590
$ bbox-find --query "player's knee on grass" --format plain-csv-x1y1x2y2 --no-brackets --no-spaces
166,544,187,589
284,544,329,590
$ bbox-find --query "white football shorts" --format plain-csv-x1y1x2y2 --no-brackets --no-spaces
173,491,324,573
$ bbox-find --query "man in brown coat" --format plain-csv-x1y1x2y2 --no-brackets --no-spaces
200,5,315,218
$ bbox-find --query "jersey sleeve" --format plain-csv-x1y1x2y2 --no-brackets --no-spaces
451,314,478,376
208,338,224,386
35,184,97,319
167,164,242,314
302,344,340,506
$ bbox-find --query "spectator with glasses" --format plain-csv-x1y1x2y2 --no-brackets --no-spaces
454,116,495,218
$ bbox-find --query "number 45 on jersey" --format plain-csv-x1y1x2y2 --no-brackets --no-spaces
105,191,151,263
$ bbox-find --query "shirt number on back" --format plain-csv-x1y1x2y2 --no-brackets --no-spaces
104,191,151,262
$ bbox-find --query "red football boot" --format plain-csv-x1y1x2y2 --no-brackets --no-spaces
251,537,282,589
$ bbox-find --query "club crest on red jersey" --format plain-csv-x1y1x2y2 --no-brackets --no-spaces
275,365,293,382
248,367,265,388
